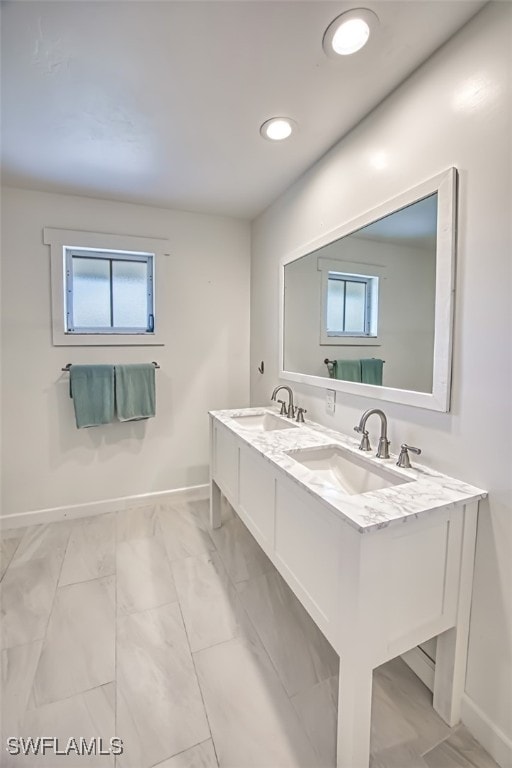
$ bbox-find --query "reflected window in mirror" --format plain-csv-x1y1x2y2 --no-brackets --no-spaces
325,271,379,339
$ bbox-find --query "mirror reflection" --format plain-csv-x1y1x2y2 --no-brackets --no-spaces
283,194,438,394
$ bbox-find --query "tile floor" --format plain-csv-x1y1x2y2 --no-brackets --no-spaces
0,498,499,768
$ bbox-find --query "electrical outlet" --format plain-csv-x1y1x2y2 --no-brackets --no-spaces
326,389,336,415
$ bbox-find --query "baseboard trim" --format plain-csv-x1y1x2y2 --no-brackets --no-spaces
402,648,511,768
0,484,210,530
461,693,512,768
401,647,435,692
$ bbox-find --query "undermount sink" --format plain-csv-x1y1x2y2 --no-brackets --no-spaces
285,445,411,495
231,412,298,432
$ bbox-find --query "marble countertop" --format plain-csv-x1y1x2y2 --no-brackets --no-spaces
210,407,487,534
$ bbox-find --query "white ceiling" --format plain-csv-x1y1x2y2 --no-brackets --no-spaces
1,0,486,219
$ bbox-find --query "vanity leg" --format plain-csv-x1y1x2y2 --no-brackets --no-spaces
336,658,373,768
210,479,222,529
433,502,479,725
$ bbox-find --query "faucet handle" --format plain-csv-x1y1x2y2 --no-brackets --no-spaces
357,429,371,452
396,444,422,468
295,407,307,423
277,399,288,416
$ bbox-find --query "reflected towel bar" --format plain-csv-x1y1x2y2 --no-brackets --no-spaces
62,362,160,372
324,358,385,365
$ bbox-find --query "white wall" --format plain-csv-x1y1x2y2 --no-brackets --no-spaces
1,187,250,517
284,236,436,391
251,3,512,763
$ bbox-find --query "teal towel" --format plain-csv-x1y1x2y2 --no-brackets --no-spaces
69,365,115,429
361,358,384,386
335,359,362,382
115,364,156,421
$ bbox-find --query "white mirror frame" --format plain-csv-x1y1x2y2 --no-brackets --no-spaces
279,168,457,412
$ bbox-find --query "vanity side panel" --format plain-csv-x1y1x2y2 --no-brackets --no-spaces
212,420,239,508
239,445,276,549
360,510,463,666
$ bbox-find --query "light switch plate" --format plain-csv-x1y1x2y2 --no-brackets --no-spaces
326,389,336,415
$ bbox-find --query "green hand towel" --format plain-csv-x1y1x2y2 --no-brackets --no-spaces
115,364,156,421
69,365,115,429
361,358,384,386
335,359,362,382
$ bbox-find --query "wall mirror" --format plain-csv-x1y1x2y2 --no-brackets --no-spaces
280,168,457,411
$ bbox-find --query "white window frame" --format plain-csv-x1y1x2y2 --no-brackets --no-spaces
318,258,384,346
65,248,154,334
44,227,169,346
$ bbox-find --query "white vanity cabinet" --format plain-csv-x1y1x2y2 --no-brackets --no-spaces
274,474,345,648
211,419,239,507
211,420,278,548
209,410,486,768
239,444,277,550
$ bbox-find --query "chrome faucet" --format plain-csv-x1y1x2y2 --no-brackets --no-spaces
270,385,295,419
354,408,390,459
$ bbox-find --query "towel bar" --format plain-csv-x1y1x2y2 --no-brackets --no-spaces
62,362,160,371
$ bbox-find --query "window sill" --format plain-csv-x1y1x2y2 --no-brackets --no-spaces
53,332,164,347
320,336,381,347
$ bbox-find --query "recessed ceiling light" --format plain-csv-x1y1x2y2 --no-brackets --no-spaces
323,9,378,57
260,117,296,141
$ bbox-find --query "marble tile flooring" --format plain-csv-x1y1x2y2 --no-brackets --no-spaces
0,499,499,768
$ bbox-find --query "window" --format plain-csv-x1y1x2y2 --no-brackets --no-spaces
44,227,168,346
326,272,377,337
65,248,154,334
318,257,382,346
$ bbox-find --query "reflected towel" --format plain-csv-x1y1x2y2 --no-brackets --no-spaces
115,364,156,421
361,358,384,386
69,365,115,429
335,359,361,382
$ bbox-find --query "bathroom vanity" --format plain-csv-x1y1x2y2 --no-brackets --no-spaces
209,407,486,768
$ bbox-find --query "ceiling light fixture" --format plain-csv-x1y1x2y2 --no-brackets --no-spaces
323,9,378,57
260,117,295,141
